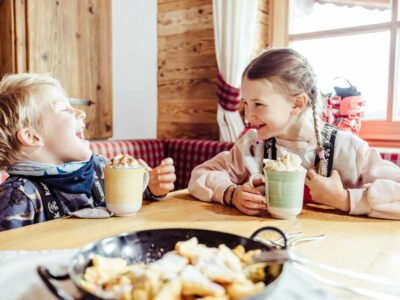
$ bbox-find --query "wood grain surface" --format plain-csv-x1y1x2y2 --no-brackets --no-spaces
0,189,399,289
157,0,270,140
0,0,112,139
0,0,15,77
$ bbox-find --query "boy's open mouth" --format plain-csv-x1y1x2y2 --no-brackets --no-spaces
76,129,85,140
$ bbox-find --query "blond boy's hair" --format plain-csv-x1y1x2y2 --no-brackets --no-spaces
0,73,64,168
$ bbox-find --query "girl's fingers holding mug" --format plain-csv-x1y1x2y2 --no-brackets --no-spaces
239,190,265,204
236,203,264,216
241,182,261,195
243,208,265,216
242,199,266,210
251,178,264,187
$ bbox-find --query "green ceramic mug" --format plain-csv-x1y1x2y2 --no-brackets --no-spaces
249,169,307,219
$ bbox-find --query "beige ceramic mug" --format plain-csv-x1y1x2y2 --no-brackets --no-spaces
103,166,149,216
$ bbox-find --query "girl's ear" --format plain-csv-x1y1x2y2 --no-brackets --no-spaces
291,93,308,115
17,128,44,147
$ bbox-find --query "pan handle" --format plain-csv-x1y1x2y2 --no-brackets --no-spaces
37,265,76,300
249,226,289,249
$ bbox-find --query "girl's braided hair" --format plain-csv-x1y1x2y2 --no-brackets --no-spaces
242,48,327,175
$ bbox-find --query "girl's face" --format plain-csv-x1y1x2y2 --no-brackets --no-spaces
242,78,297,140
37,86,92,164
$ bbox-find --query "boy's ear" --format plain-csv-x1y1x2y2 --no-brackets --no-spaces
291,93,308,115
17,128,44,147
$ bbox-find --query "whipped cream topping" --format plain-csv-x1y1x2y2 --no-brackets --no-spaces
104,154,140,169
264,151,306,172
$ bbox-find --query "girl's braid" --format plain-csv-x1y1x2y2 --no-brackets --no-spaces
309,87,325,176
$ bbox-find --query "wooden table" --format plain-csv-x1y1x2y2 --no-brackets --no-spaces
1,189,400,292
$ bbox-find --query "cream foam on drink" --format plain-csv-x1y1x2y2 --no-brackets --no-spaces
263,151,306,172
104,154,140,169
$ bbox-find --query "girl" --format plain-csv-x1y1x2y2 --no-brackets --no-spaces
188,48,400,219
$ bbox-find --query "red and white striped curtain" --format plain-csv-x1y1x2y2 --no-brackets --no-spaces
213,0,259,142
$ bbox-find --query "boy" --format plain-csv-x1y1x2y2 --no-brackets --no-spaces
0,73,176,231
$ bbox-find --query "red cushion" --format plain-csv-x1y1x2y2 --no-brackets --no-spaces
90,139,164,168
164,139,234,190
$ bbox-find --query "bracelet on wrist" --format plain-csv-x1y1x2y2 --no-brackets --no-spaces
228,185,239,207
223,185,235,207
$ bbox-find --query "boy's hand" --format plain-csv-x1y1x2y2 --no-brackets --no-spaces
305,170,350,212
231,182,266,216
138,158,176,196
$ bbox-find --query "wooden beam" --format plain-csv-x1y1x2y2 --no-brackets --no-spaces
269,0,288,47
14,0,27,73
0,0,15,77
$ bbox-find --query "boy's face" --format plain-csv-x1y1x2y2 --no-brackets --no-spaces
37,86,92,164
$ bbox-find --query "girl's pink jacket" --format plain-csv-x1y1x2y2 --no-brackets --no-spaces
188,130,400,219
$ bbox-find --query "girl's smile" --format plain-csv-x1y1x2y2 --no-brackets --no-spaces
248,123,265,130
241,78,296,140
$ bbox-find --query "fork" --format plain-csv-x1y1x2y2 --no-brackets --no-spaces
255,232,326,248
252,250,400,299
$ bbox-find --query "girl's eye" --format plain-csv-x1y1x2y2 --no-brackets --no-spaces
255,102,264,107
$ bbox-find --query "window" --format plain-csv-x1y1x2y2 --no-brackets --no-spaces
272,0,400,147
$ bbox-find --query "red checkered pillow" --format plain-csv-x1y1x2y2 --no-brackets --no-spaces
90,139,164,168
164,139,234,190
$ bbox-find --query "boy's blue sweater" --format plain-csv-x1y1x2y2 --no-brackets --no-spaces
0,156,160,231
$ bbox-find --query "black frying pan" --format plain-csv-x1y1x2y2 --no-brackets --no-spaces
38,226,288,300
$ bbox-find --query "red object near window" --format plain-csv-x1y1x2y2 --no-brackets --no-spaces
325,96,365,135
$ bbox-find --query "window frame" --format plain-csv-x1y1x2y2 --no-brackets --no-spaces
271,0,400,147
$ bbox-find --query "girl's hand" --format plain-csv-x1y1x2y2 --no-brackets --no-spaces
305,170,350,212
138,158,176,196
231,182,266,216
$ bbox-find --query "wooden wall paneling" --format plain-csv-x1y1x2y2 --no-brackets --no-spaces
158,78,216,101
0,0,15,77
258,0,269,12
158,29,216,81
158,99,217,123
158,0,218,140
75,0,113,139
157,0,271,140
158,0,211,12
269,0,289,47
158,29,215,60
158,3,213,36
14,0,27,73
158,122,219,140
159,54,216,80
253,0,270,57
26,0,112,139
158,98,219,139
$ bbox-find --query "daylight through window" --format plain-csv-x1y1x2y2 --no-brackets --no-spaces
287,0,400,147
